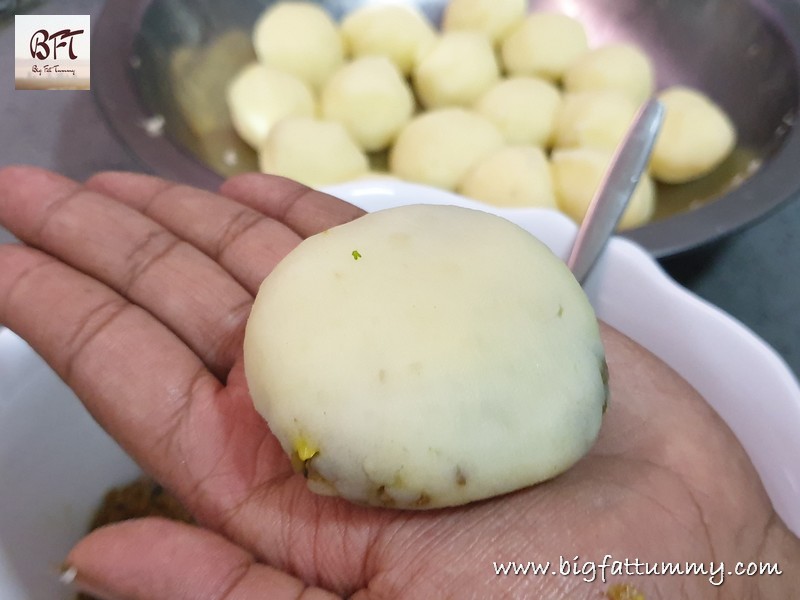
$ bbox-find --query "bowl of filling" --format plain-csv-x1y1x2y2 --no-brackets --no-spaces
91,0,800,257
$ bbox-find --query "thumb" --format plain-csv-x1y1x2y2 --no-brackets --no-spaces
63,517,339,600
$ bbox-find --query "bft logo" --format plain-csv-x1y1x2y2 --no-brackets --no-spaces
15,14,91,90
29,28,85,61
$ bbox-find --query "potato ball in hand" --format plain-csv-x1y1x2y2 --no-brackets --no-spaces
244,204,608,508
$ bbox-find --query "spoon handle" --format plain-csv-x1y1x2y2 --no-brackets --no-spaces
566,98,665,283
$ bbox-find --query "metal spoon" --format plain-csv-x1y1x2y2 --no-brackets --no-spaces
567,98,665,283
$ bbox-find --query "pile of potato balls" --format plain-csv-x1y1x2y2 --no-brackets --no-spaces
226,0,737,230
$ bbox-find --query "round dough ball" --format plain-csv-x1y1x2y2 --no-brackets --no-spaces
458,146,557,208
244,204,608,509
252,2,344,91
564,43,655,104
258,117,368,187
553,91,639,151
340,4,437,76
442,0,527,46
389,108,504,190
551,147,656,230
474,76,562,146
650,86,737,184
321,56,414,152
226,62,316,149
414,31,500,109
501,12,589,81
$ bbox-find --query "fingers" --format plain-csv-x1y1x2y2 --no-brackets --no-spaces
0,243,220,479
85,171,303,295
65,518,340,600
0,166,250,377
0,242,286,522
0,167,290,512
0,237,296,530
220,172,365,238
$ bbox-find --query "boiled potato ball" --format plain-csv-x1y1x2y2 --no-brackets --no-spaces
502,13,589,81
442,0,527,46
551,147,656,230
225,63,315,150
458,145,557,208
414,31,500,109
553,91,639,151
389,108,504,190
474,76,562,147
321,56,414,152
252,2,344,91
258,117,368,187
244,204,608,508
564,43,655,104
650,86,737,184
340,4,437,76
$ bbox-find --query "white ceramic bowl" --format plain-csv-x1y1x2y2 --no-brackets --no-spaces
1,181,799,599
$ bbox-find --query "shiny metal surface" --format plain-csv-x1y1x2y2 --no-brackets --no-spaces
93,0,800,257
568,98,664,282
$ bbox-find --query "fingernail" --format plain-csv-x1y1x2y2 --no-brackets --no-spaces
59,563,78,586
59,562,117,600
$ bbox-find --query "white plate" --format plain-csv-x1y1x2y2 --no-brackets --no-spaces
1,180,799,599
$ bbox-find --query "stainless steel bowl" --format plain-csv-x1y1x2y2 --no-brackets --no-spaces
93,0,800,257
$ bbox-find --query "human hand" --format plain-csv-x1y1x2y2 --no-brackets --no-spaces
0,166,796,599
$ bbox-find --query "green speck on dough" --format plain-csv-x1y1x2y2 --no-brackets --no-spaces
352,250,362,260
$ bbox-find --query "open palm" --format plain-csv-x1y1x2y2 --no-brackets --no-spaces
0,166,796,600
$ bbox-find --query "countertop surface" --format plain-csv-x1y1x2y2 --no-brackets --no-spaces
1,0,799,378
